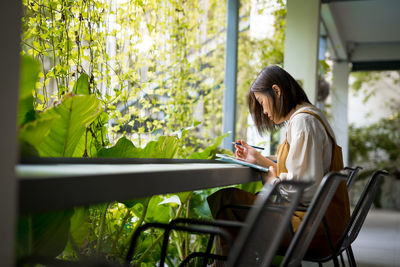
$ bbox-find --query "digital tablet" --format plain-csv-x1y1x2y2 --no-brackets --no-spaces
216,154,269,172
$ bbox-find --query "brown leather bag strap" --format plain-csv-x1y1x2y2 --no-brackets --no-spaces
297,110,336,143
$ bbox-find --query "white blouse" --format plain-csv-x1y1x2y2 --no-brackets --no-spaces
276,106,335,205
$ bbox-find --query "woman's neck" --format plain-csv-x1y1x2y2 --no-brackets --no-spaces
283,102,313,122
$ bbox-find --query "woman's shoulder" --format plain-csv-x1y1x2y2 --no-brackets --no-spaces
289,105,335,139
290,105,326,123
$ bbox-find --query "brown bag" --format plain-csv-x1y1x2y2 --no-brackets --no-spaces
299,110,344,172
290,110,350,258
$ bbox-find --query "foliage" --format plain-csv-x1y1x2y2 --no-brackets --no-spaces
17,57,240,265
235,0,285,140
348,70,400,207
350,71,399,104
349,112,400,172
18,0,284,265
21,0,228,148
349,112,400,207
18,117,232,265
17,210,74,259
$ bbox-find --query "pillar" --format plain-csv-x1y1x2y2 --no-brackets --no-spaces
222,0,239,150
331,61,350,166
0,0,20,266
283,0,321,104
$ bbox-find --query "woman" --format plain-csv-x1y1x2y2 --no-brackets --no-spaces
208,65,350,258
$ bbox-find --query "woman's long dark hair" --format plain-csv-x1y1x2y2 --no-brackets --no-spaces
248,65,311,134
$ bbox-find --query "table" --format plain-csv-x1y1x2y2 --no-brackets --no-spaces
17,158,261,214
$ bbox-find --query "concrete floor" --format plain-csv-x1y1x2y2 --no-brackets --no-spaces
303,209,400,267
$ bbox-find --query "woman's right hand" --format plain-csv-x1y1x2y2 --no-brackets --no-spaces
234,139,260,164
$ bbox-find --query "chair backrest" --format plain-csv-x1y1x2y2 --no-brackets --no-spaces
344,166,362,191
280,172,348,267
340,170,389,249
227,181,310,267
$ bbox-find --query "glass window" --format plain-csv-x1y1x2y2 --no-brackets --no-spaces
21,0,227,158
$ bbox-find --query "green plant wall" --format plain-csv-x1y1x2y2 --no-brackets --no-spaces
18,0,285,265
22,0,230,153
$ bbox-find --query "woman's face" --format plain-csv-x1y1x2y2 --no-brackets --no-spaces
254,91,283,124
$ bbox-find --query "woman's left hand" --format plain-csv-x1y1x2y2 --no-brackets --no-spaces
261,165,279,184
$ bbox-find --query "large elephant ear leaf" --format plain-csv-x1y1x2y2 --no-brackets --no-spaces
157,136,180,158
19,115,59,150
37,95,102,157
72,73,90,95
97,136,141,158
18,55,40,126
68,207,90,249
72,111,110,157
16,210,74,260
141,136,179,158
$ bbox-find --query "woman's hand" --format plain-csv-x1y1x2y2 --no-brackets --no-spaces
261,165,279,184
234,139,260,164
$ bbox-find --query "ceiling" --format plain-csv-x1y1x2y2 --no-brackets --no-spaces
321,0,400,71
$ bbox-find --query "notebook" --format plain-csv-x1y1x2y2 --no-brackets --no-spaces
216,154,269,172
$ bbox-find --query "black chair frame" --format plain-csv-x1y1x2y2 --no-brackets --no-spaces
125,221,233,267
216,167,365,267
280,172,348,267
126,181,309,267
344,166,363,191
303,170,389,267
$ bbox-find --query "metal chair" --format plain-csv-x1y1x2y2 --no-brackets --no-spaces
344,166,363,191
302,170,389,267
17,256,124,267
125,181,309,267
280,172,349,267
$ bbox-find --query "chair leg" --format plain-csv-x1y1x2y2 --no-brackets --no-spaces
318,262,323,267
332,255,340,267
339,252,346,267
346,246,357,267
202,233,215,267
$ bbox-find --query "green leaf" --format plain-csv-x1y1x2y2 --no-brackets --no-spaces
190,191,213,219
188,132,229,159
141,136,179,158
18,55,40,126
236,181,263,194
144,196,172,223
19,115,59,151
37,95,102,157
17,210,74,260
68,207,90,248
97,136,140,158
73,112,110,157
174,121,202,139
159,195,181,206
121,197,149,209
175,191,192,204
19,140,39,157
98,135,179,159
20,55,40,100
73,73,90,95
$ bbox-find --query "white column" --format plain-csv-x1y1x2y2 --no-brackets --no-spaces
0,0,20,266
331,61,350,166
222,0,239,150
283,0,321,104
